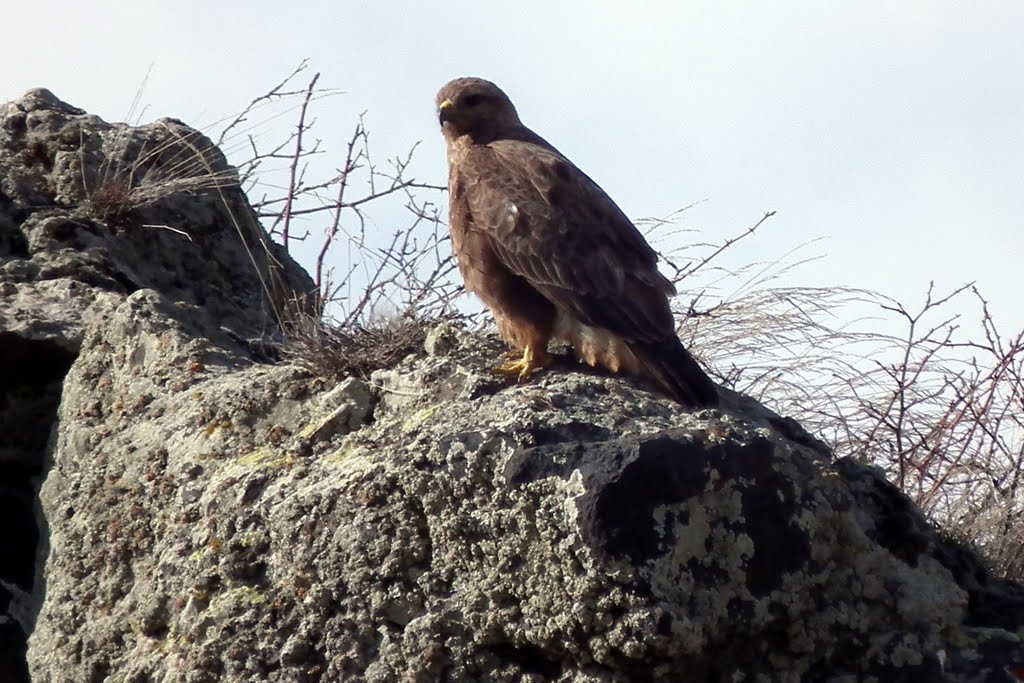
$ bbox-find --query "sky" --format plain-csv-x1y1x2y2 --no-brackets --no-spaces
6,1,1023,339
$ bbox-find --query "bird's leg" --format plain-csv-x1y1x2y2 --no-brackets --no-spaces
494,344,553,381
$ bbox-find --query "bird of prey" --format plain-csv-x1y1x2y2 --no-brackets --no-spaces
436,77,718,408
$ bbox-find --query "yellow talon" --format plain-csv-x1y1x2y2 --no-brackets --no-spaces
493,345,552,381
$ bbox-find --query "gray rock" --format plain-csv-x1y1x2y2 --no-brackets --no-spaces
0,88,313,683
1,90,1022,682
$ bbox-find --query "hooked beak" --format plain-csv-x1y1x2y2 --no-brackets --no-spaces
438,99,454,125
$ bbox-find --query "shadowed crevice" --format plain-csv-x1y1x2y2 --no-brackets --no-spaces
0,332,76,683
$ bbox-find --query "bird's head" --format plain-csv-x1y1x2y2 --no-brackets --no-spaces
436,77,521,143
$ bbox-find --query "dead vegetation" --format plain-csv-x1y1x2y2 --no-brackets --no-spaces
198,63,462,377
78,77,238,224
283,315,434,380
658,214,1023,580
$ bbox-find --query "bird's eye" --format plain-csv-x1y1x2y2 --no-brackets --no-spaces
463,94,483,108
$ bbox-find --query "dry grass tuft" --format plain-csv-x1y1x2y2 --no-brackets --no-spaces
282,312,435,380
80,122,238,223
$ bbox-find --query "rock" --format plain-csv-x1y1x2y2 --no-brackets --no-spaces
297,377,376,443
2,90,1022,682
0,88,314,683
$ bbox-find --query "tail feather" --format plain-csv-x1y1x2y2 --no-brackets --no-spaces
628,338,719,408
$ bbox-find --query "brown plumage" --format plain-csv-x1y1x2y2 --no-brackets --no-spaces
436,77,718,408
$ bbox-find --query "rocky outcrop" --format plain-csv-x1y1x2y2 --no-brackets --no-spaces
3,90,1023,682
0,88,312,682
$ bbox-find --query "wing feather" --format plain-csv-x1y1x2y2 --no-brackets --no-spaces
458,138,676,344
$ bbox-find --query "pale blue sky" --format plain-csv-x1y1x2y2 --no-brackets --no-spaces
7,1,1023,335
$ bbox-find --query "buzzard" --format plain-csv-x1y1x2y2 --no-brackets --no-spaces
436,77,718,408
